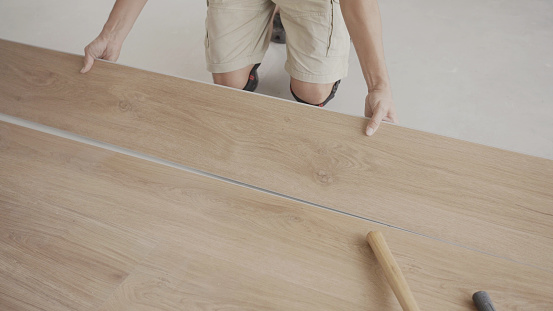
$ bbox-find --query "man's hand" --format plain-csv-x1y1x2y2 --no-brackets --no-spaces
365,89,398,136
80,34,122,73
80,0,148,73
340,0,397,137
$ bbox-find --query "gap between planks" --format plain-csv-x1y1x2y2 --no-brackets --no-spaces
1,112,547,272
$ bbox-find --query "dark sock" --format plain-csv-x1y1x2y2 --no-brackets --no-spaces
271,13,286,44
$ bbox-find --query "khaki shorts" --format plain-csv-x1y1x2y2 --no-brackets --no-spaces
205,0,350,84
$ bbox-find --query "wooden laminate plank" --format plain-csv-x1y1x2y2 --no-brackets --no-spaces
0,201,157,311
0,130,158,310
1,121,552,310
1,39,552,271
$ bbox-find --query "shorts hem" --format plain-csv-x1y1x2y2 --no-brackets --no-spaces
207,53,266,74
285,62,348,84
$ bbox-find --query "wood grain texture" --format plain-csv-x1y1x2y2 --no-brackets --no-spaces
0,202,157,311
1,121,552,310
0,124,158,310
1,39,553,271
367,231,420,311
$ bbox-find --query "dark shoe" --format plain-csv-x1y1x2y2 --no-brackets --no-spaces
271,13,286,44
243,63,261,92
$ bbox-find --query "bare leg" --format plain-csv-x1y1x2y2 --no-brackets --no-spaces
290,77,335,105
212,64,255,89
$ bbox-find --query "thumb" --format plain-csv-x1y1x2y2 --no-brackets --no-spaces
80,52,95,73
366,106,386,136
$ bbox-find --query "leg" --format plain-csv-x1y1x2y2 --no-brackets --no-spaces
205,0,275,89
290,78,335,106
212,64,255,89
275,0,350,105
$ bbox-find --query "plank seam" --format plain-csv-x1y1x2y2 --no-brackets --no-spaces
1,112,549,273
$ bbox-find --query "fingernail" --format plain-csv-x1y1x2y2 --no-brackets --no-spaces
367,128,374,136
80,67,85,73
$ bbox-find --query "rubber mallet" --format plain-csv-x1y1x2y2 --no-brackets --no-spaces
473,291,497,311
366,231,421,311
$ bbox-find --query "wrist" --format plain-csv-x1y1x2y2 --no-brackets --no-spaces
367,83,391,94
363,69,391,93
99,23,126,45
101,13,134,45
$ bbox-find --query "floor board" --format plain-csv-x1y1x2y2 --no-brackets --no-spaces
1,122,552,310
1,39,552,271
2,0,552,160
0,169,158,310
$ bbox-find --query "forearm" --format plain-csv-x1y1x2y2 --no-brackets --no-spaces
340,0,390,92
100,0,149,43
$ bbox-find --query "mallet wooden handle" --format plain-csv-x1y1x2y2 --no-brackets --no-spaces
367,231,420,311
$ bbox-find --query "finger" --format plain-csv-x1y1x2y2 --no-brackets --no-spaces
81,49,95,73
366,106,386,136
388,107,399,124
382,113,399,124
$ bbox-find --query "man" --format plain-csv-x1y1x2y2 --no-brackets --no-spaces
81,0,398,136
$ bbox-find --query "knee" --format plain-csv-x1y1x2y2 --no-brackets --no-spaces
213,73,248,89
290,79,336,106
212,64,254,89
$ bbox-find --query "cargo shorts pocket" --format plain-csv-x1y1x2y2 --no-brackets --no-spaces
327,0,350,57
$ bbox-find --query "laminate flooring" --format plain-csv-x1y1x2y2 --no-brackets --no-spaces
1,121,552,310
1,39,552,271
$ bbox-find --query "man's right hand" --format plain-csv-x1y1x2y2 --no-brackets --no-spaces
80,34,123,73
80,0,148,73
